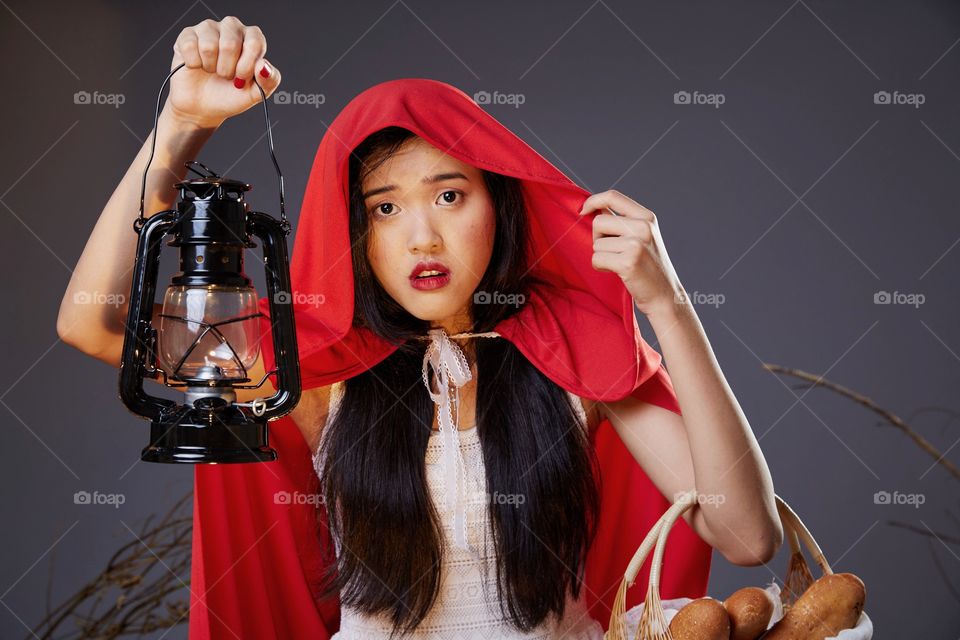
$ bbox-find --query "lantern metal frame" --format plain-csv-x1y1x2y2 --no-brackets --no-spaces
118,62,301,464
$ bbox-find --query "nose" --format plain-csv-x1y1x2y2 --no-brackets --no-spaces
406,208,443,254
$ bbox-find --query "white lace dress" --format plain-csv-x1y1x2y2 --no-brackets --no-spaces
312,380,606,640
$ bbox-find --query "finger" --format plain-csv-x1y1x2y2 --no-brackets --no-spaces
579,189,650,218
247,58,281,101
591,250,624,275
235,25,266,81
195,20,221,74
578,189,655,221
217,18,245,79
174,30,202,69
593,236,635,254
591,212,647,243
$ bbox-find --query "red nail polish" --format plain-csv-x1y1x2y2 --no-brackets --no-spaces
233,77,245,89
259,64,271,78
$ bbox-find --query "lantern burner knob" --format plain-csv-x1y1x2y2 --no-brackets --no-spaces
193,396,228,411
184,385,238,409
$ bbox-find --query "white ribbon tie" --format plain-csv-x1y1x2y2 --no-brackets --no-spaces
419,328,500,551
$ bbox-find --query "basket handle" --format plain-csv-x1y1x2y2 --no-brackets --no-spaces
605,490,834,640
619,489,699,588
775,495,833,576
620,491,832,587
648,490,699,590
605,491,698,640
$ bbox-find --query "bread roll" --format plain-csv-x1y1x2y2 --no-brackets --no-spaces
723,586,774,640
668,597,731,640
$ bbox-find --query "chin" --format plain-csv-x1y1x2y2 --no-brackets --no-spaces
398,293,470,323
405,303,462,322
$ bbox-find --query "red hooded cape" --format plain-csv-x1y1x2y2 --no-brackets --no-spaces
188,78,711,639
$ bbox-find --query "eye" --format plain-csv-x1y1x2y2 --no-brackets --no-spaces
371,202,398,217
437,190,462,205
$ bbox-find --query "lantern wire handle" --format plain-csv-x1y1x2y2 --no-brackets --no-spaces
136,62,288,234
185,160,220,179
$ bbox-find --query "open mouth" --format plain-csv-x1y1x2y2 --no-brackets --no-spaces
413,270,447,279
409,259,452,290
409,271,451,290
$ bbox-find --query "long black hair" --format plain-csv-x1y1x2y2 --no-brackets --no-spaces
312,126,601,638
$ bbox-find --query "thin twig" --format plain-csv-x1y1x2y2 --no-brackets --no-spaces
29,491,194,640
886,520,960,546
926,538,960,604
764,364,960,480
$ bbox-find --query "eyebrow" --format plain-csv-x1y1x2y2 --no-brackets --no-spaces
361,171,469,200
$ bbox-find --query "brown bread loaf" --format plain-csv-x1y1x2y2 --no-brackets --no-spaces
763,573,865,640
668,597,732,640
723,586,775,640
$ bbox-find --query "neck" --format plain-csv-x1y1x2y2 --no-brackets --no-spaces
431,307,473,337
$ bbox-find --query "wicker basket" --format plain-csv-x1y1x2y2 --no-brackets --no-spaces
603,489,872,640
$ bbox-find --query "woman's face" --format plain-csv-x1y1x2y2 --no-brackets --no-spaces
362,136,496,334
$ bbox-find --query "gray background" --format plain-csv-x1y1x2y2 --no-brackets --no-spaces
2,0,958,637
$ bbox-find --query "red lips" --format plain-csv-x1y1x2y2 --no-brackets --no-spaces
409,259,450,280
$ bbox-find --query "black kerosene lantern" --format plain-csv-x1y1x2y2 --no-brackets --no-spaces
119,63,301,464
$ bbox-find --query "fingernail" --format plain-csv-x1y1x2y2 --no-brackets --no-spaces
259,63,271,78
233,77,245,89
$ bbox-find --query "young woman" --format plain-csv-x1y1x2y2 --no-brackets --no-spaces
58,16,782,640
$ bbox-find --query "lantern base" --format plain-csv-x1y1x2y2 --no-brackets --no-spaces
141,417,278,464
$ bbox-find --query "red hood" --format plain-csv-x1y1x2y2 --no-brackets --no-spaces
189,77,710,639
